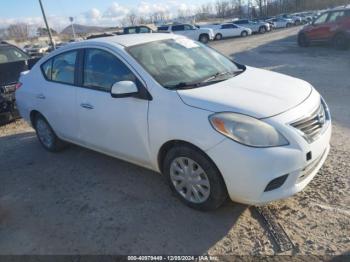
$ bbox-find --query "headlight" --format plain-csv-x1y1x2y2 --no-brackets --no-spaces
209,112,289,147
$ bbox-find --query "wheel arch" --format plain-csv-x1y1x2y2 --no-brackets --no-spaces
157,139,221,176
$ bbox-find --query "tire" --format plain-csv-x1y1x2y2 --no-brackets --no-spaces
199,34,209,44
298,33,310,47
241,31,248,37
259,26,266,34
34,114,67,152
163,145,228,211
215,33,222,40
286,23,292,28
333,33,349,50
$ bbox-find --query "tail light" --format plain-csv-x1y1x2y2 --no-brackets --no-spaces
15,82,23,90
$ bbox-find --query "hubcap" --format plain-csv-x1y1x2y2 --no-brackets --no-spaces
36,119,54,148
170,157,210,204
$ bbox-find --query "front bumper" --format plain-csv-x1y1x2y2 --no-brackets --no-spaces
206,94,332,205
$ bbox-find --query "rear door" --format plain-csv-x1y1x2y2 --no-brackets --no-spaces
76,48,150,165
39,50,79,141
325,11,346,38
220,24,237,37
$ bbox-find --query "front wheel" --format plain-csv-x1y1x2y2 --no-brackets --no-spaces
199,34,209,44
163,145,228,211
259,26,266,34
241,31,248,37
215,33,222,40
34,114,67,152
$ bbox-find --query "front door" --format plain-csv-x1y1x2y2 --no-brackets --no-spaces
76,48,150,166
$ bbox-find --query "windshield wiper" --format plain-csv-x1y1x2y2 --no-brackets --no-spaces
202,70,244,83
165,70,244,90
165,81,202,90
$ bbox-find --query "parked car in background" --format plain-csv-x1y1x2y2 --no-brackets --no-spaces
266,18,293,28
0,42,39,122
157,24,215,43
16,34,331,210
86,33,116,39
24,44,49,57
122,25,153,34
201,23,252,40
232,19,271,33
298,7,350,50
278,14,303,25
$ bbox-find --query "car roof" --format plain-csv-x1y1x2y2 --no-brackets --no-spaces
85,33,177,47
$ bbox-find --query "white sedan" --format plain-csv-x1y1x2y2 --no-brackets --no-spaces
16,34,331,210
267,18,294,28
202,23,252,40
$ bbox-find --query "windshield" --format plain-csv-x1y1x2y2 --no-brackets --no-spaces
0,46,30,64
127,38,243,89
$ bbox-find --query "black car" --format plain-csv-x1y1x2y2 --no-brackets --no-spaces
0,42,39,123
122,26,153,34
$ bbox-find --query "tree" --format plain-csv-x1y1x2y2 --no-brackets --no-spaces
7,23,29,40
37,27,57,36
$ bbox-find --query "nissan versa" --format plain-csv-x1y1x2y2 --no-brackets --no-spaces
16,34,331,210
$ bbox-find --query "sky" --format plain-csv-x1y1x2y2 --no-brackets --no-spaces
0,0,211,31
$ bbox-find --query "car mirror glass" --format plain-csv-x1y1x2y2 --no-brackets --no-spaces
111,80,138,98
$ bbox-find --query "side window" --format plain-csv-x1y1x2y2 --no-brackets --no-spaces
83,49,136,92
231,24,237,28
221,24,229,29
51,51,77,84
157,26,169,31
314,13,329,25
328,11,345,23
139,27,150,33
172,25,185,31
41,59,52,80
127,28,137,34
184,25,193,30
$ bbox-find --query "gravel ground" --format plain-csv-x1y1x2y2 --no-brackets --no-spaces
0,27,349,256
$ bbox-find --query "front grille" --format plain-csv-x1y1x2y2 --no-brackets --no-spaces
290,99,329,143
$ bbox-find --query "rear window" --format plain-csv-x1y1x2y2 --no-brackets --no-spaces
0,46,29,64
41,50,77,85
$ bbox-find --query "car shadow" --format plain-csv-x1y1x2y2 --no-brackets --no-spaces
0,132,247,255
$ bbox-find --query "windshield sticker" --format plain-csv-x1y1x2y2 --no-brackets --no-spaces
175,38,199,49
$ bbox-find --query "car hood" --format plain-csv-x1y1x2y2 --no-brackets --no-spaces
177,66,312,119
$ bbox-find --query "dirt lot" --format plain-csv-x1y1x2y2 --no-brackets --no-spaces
0,27,349,256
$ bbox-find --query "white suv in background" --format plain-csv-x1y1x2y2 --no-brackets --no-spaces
157,24,214,43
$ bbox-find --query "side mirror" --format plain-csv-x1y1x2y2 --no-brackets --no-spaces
111,80,138,98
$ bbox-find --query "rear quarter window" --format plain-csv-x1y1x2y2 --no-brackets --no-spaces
41,59,52,80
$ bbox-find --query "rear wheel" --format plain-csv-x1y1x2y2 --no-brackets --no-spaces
333,33,349,50
199,34,209,44
215,33,222,40
241,31,248,37
34,114,67,152
163,145,228,211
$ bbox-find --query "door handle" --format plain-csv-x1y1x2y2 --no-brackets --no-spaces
80,103,94,110
36,94,46,99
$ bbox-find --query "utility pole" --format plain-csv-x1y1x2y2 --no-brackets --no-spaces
38,0,55,49
69,17,76,40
